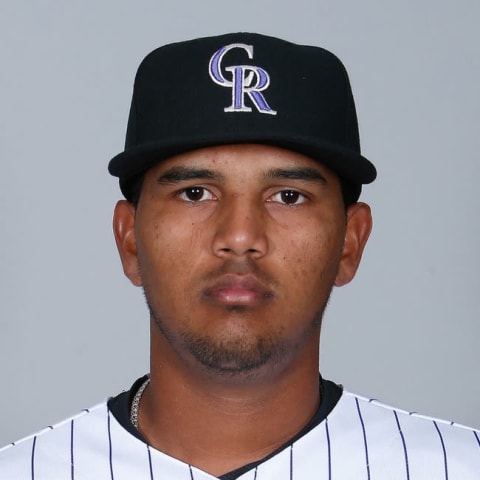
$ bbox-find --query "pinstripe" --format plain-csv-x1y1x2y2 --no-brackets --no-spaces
107,410,115,480
355,397,371,480
433,421,448,480
70,420,75,480
393,410,410,480
474,430,480,448
189,464,194,480
325,418,331,480
147,445,154,480
289,444,293,480
30,436,37,480
253,466,258,480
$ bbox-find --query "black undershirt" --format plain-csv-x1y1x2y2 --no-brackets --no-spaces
108,375,342,480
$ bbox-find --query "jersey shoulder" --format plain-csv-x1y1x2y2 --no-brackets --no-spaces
321,389,480,478
343,389,480,438
0,401,111,480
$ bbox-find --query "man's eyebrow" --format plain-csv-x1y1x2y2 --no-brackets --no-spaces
157,166,225,184
263,167,327,184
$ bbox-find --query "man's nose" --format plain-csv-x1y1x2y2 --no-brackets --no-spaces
211,196,268,259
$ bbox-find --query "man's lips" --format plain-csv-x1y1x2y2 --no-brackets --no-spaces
202,275,274,306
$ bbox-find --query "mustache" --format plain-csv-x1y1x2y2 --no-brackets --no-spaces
200,258,279,290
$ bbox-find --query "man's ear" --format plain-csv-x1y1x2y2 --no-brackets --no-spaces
334,202,373,287
113,200,143,286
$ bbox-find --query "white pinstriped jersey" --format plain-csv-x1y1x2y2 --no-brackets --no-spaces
1,390,479,479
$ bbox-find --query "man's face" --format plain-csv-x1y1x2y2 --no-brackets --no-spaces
114,144,371,378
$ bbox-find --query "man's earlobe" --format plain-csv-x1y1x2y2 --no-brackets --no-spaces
113,200,143,286
334,202,373,287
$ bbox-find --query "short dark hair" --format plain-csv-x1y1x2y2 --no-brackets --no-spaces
123,173,145,206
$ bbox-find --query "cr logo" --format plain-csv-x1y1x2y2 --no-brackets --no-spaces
208,43,277,115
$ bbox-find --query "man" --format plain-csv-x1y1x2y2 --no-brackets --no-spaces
1,32,479,479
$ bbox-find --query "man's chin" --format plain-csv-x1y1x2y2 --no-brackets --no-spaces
184,335,287,377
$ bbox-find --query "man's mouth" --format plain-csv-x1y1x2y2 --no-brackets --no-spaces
202,274,274,307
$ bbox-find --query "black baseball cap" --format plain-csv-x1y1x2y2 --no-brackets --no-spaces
108,32,376,201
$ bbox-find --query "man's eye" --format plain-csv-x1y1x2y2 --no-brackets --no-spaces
178,187,215,202
269,190,306,205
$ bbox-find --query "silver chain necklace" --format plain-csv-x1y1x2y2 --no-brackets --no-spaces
130,376,150,428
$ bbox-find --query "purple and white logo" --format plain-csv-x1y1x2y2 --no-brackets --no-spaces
208,43,277,115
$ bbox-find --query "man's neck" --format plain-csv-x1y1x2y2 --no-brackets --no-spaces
139,359,320,476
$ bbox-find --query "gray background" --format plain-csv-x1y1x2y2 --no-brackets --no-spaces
1,1,479,446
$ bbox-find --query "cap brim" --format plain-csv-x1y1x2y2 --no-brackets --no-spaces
109,134,376,192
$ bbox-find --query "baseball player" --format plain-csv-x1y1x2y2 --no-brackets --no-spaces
1,32,479,479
